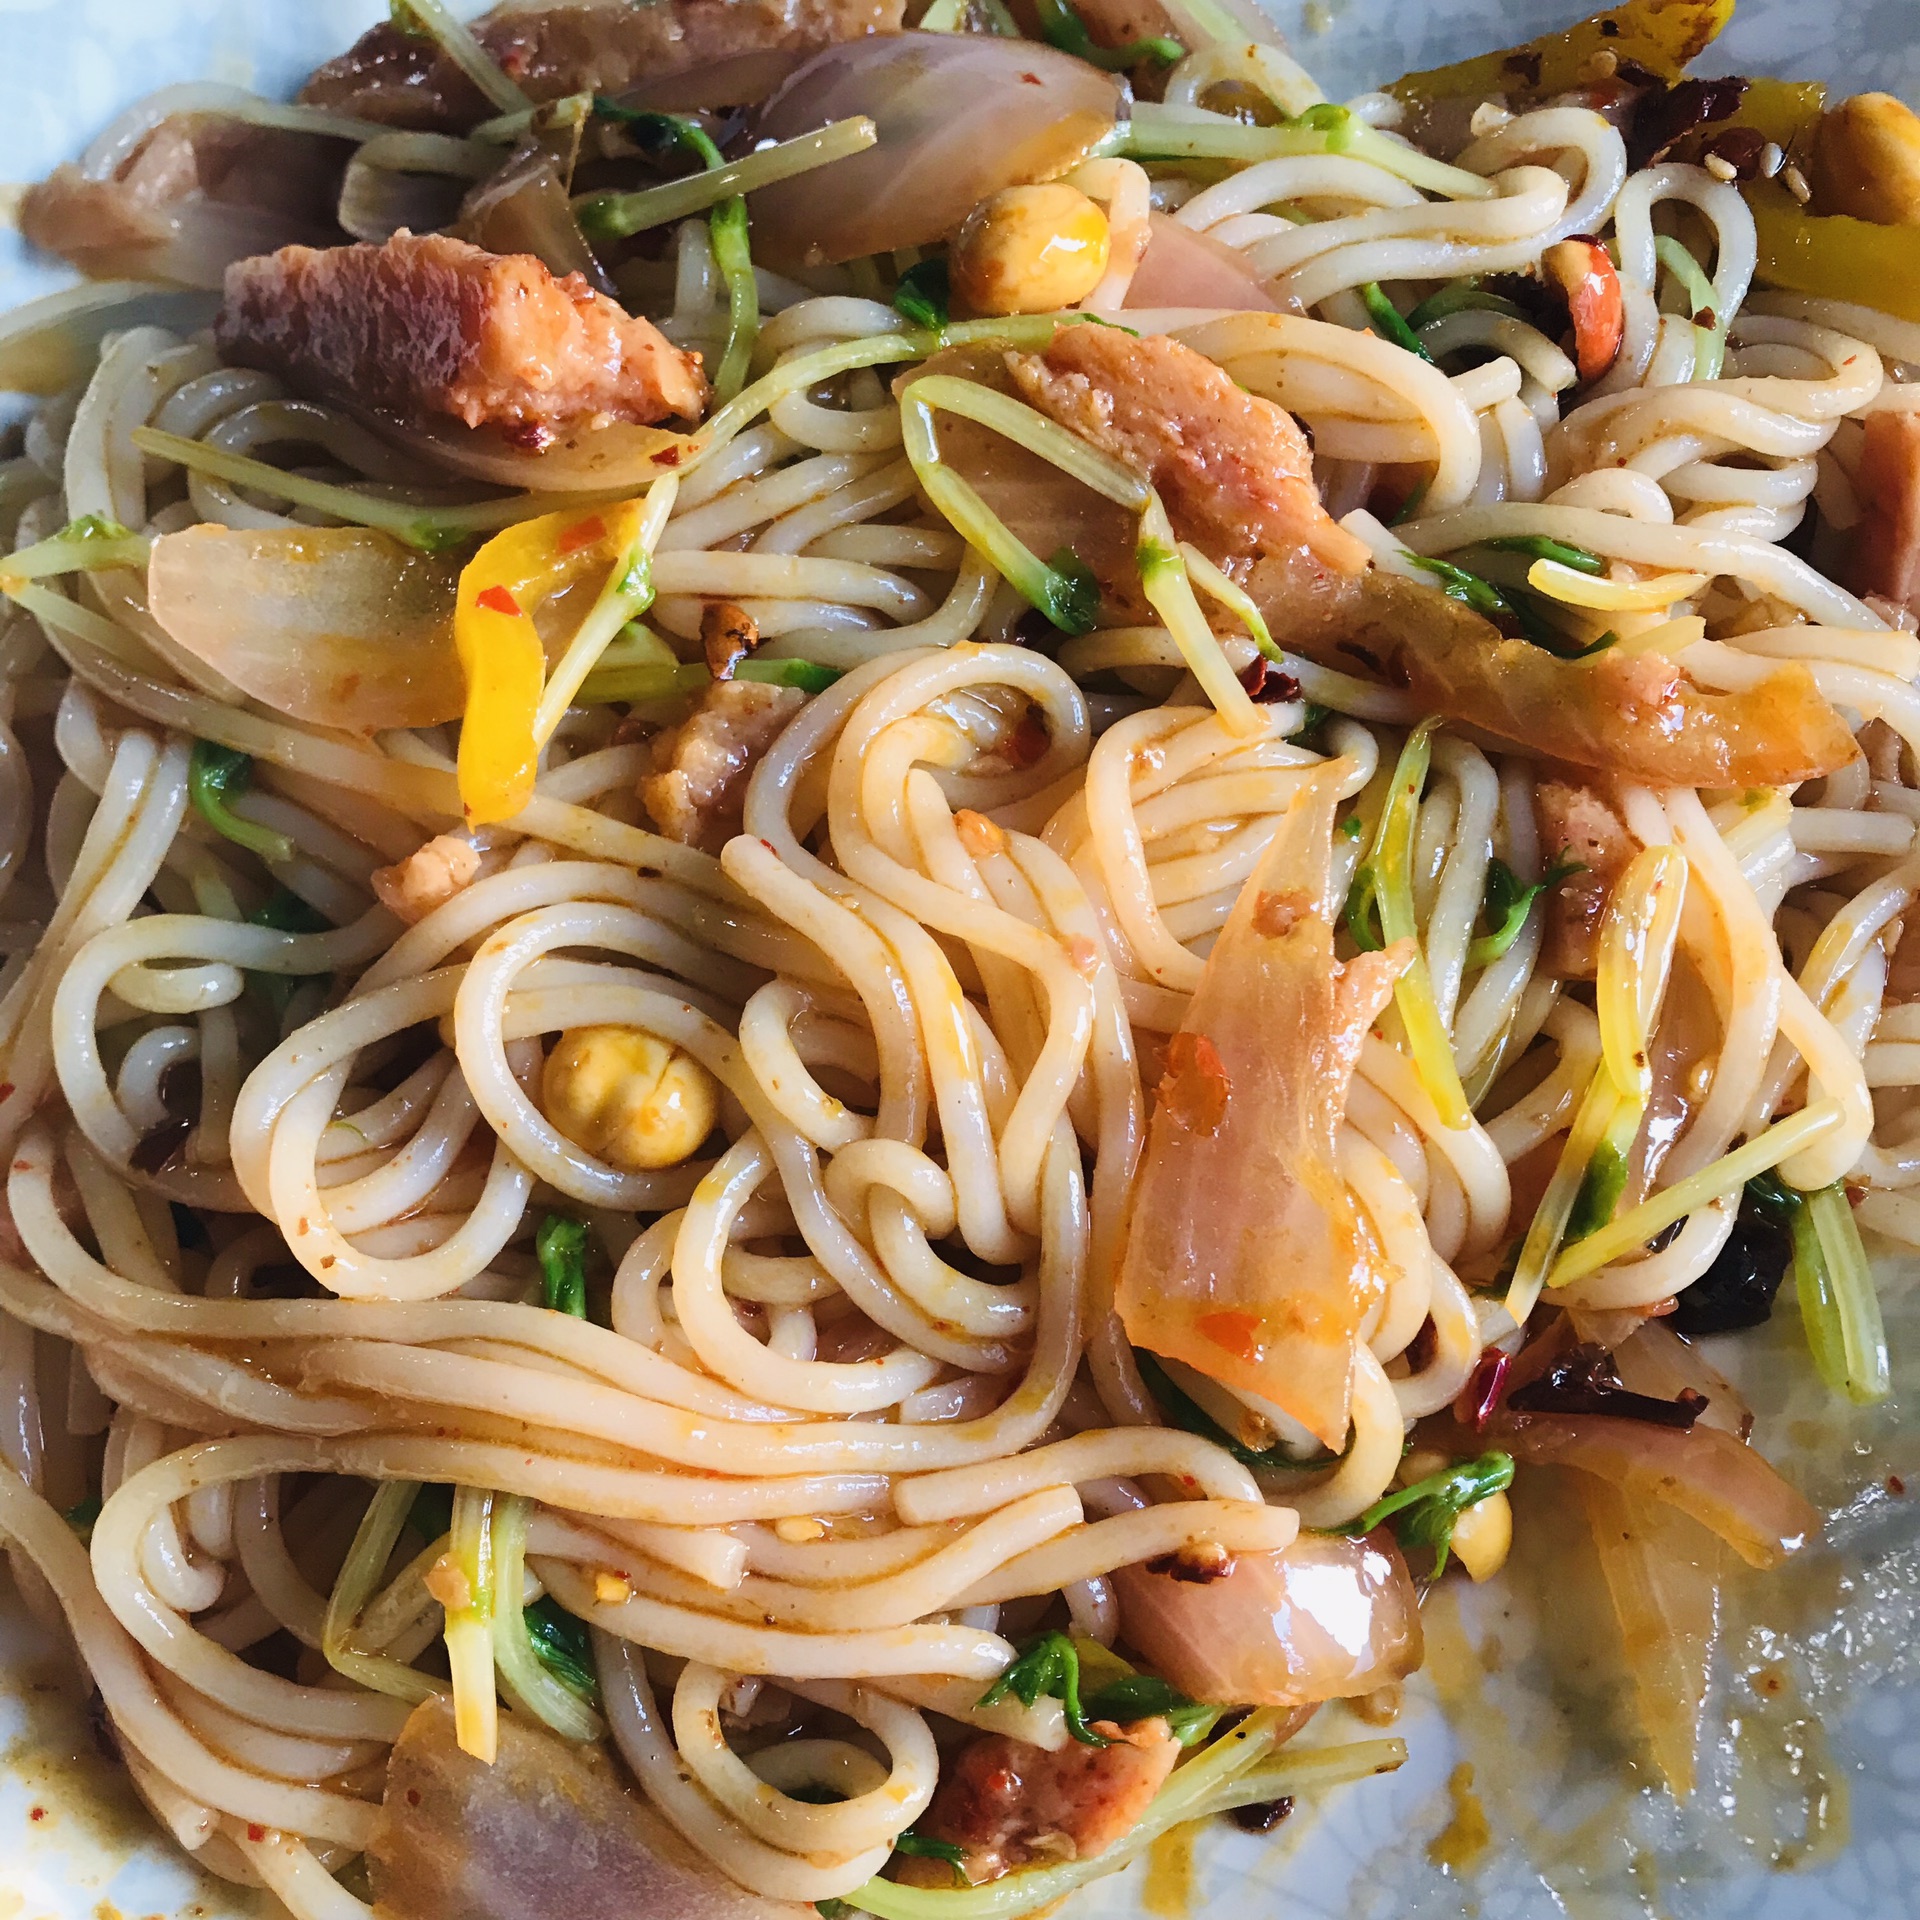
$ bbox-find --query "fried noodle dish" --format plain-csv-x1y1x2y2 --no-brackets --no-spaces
0,0,1915,1911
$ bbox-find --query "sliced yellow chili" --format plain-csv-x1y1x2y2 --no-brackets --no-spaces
1747,179,1920,325
454,502,646,825
1390,0,1732,104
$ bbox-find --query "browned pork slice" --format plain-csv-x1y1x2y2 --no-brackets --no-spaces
1848,410,1920,622
1533,779,1636,978
641,679,807,852
215,232,707,434
898,1717,1182,1886
371,1695,809,1920
302,0,907,131
1009,325,1373,577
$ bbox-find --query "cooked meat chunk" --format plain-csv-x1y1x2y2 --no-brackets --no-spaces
215,233,707,434
371,834,481,925
641,679,806,852
1009,326,1371,577
899,1719,1180,1887
302,0,907,132
1535,779,1636,978
1847,410,1920,623
21,118,352,286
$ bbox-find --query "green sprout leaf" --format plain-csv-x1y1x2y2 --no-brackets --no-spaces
1359,282,1433,363
536,1214,590,1319
1466,850,1585,969
893,1830,969,1884
893,258,951,334
189,740,295,864
523,1594,599,1701
1344,862,1385,953
978,1630,1109,1746
1345,1452,1514,1576
1480,534,1606,575
1046,545,1101,635
1080,1672,1218,1746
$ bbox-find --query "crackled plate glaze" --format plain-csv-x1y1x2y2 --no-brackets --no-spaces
0,3,1916,1918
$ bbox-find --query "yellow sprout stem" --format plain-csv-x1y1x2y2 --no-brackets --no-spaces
446,1485,499,1763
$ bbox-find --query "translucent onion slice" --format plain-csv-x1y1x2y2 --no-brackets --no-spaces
751,33,1128,267
147,524,465,733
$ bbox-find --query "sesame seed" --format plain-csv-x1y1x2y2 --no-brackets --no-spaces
1783,162,1812,204
1469,100,1513,137
1704,153,1738,182
1760,141,1784,177
1589,47,1619,78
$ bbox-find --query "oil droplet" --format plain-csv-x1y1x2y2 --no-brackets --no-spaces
1143,1818,1198,1917
1427,1761,1492,1873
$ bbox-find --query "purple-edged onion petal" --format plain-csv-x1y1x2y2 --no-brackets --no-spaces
1114,1530,1423,1709
751,33,1127,267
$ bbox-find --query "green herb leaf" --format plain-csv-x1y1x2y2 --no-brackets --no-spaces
1466,850,1584,969
1338,813,1364,840
1036,0,1183,68
893,258,951,334
1407,553,1511,622
893,1831,969,1883
188,740,295,864
816,1903,850,1918
1346,1452,1514,1576
64,1496,102,1540
1359,282,1433,363
523,1594,599,1701
978,1630,1110,1746
591,99,724,171
1044,545,1100,635
1481,534,1607,576
1080,1672,1218,1746
1566,1137,1631,1241
1344,862,1385,953
1133,1350,1337,1472
1291,700,1332,740
1744,1168,1804,1226
1403,280,1530,330
536,1214,590,1319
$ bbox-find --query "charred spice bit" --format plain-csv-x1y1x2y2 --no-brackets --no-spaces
1229,1795,1295,1834
700,599,760,682
1239,657,1302,703
1146,1541,1236,1583
1506,1342,1710,1429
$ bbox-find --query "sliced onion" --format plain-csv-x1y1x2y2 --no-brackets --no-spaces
1113,1530,1423,1709
147,524,464,733
368,410,692,492
1491,1412,1818,1570
1582,1478,1724,1801
0,282,218,396
371,1695,804,1920
613,47,815,114
751,33,1128,267
457,145,612,293
1124,212,1278,312
339,130,493,243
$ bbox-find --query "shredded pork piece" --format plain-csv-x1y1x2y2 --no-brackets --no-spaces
372,834,481,924
1009,326,1371,577
899,1719,1181,1887
701,600,760,681
302,0,907,131
215,232,707,436
1848,410,1920,621
640,680,806,853
1535,780,1636,978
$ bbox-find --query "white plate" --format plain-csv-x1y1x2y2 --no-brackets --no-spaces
1,4,1917,1917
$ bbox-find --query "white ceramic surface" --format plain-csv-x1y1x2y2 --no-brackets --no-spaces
0,4,1917,1918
